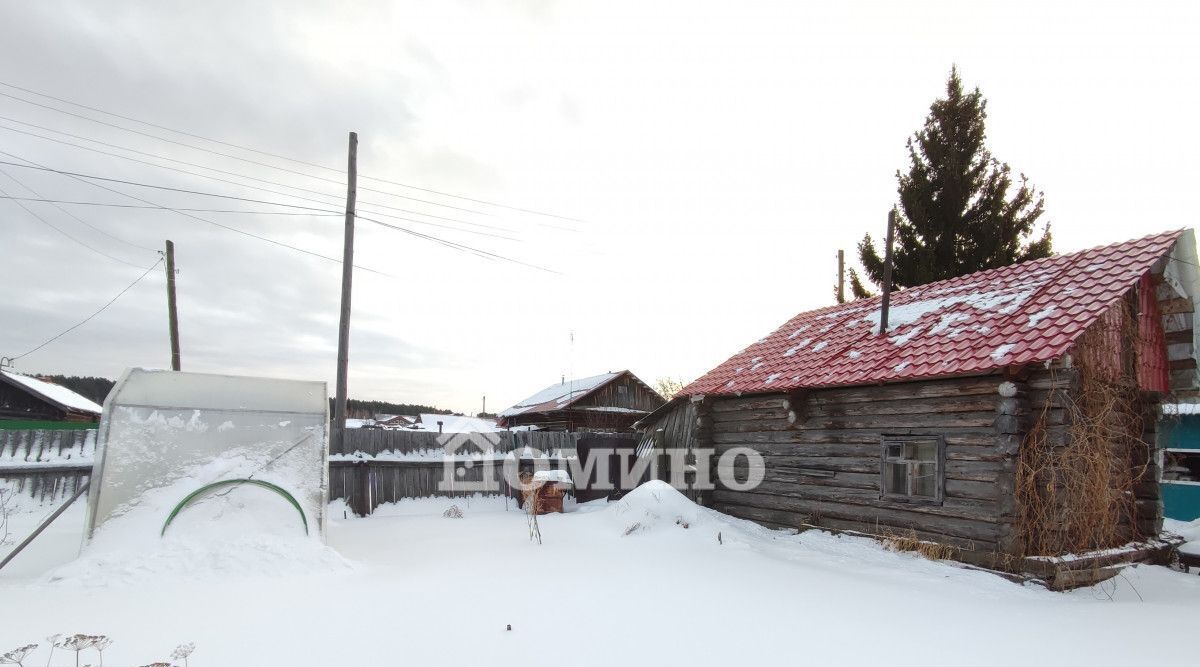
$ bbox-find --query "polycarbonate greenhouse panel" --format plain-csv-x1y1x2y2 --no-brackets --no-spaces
85,368,329,543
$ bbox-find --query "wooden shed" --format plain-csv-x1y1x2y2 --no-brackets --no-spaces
0,369,103,424
498,370,665,432
638,230,1199,582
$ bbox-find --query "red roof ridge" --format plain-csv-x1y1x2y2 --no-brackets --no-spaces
681,228,1189,397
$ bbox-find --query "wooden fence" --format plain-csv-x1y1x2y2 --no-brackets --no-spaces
2,428,652,515
335,428,578,456
0,429,94,503
1,428,585,508
331,429,584,515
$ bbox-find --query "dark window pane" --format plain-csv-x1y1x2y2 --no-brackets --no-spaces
886,443,902,459
884,462,907,495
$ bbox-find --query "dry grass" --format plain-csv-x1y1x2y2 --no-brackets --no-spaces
882,531,960,561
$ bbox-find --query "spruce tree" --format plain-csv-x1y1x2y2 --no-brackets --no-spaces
852,67,1051,298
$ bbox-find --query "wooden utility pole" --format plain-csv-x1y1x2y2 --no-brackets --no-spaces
836,249,845,304
164,239,181,370
332,132,358,456
879,208,897,332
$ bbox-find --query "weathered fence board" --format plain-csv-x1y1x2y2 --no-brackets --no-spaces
1,429,96,502
336,428,578,457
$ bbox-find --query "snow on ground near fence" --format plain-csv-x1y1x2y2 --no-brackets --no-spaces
3,481,1200,666
1166,517,1200,556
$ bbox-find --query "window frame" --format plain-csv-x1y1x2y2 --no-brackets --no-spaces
879,435,945,505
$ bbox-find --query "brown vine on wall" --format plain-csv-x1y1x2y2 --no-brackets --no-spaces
1016,298,1154,557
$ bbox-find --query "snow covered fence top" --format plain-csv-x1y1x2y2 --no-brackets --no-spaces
683,229,1197,396
85,368,329,542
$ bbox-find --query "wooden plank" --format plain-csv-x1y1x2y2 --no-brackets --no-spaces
1159,297,1194,315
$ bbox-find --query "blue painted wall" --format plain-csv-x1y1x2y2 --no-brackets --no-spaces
1161,414,1200,521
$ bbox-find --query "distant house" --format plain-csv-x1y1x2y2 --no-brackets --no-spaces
415,413,499,433
638,230,1198,583
499,371,666,432
0,370,103,424
374,414,416,428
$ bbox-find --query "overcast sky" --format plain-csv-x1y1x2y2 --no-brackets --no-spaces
1,0,1197,414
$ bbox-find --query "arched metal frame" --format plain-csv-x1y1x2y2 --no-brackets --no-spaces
161,479,309,537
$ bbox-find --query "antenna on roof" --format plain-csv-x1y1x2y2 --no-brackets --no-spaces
879,207,897,333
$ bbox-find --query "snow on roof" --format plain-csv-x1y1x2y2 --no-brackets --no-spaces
416,413,501,433
532,469,572,484
499,371,623,417
683,229,1189,396
0,370,103,415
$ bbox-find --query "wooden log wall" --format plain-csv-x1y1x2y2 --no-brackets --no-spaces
707,375,1016,553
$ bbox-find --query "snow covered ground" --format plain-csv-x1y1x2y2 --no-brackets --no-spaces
2,482,1200,666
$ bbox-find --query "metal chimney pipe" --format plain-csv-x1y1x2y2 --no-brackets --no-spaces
880,208,897,333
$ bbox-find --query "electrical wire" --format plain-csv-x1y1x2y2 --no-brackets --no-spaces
7,257,163,361
0,150,393,277
0,196,344,216
0,118,523,235
357,214,559,274
0,133,522,239
0,163,158,253
0,155,520,241
0,89,501,218
1,151,551,273
0,175,149,269
0,158,349,213
0,78,586,223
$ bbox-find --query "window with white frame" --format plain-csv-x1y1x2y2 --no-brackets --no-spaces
880,436,943,502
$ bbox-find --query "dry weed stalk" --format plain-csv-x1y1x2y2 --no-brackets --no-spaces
1016,300,1153,557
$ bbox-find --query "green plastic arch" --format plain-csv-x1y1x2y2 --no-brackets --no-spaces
161,479,309,537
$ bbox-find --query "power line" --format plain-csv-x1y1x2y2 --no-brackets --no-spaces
0,78,587,223
0,157,348,212
7,258,163,361
1,151,548,274
0,88,506,219
0,150,393,277
0,124,523,238
0,156,520,241
0,195,344,216
358,214,559,274
0,173,149,269
0,160,159,254
0,162,159,253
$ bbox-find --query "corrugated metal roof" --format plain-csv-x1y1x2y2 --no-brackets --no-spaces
682,229,1185,397
499,371,624,417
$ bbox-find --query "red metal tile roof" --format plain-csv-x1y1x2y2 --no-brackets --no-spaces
682,230,1185,397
